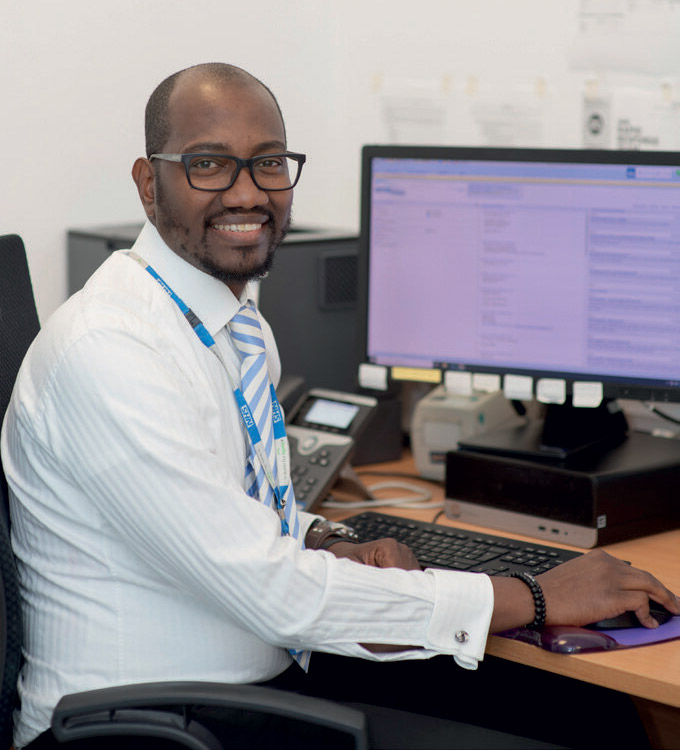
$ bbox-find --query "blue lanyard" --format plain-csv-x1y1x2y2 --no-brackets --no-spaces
126,252,291,535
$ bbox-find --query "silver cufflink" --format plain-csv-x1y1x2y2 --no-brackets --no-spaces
455,630,469,644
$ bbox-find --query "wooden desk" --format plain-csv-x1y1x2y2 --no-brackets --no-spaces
324,452,680,746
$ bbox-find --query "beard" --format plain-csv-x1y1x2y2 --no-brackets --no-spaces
193,212,290,285
154,177,291,285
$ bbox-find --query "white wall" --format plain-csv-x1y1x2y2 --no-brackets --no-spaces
0,0,621,320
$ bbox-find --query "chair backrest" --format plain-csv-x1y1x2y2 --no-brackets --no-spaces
0,235,40,520
0,234,40,749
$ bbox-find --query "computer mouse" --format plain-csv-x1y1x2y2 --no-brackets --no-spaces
540,626,619,654
587,600,675,630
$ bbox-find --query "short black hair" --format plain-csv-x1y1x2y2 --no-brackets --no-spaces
144,63,285,157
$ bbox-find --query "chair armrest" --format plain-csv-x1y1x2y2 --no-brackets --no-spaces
52,680,368,749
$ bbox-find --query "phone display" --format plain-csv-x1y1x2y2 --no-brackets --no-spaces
303,399,360,430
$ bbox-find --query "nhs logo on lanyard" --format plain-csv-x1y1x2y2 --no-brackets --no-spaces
240,403,255,429
271,395,283,425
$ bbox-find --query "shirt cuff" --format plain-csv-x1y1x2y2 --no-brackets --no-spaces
426,570,494,669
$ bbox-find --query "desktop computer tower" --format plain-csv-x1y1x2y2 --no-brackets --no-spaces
445,431,680,548
257,228,361,394
68,223,144,296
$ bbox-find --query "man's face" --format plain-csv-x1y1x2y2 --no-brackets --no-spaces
136,74,292,297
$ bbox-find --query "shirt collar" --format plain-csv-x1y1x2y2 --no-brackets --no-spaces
131,221,256,335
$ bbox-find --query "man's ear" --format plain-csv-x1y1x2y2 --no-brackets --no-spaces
132,157,157,224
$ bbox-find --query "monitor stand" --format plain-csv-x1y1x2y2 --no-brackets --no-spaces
458,398,629,463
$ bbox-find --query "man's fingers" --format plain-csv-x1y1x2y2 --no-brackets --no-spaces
374,538,421,570
327,538,420,570
616,562,680,616
633,607,659,629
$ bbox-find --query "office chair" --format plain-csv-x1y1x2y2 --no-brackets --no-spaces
0,233,368,749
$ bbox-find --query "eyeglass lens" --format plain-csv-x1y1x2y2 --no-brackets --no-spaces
187,155,299,191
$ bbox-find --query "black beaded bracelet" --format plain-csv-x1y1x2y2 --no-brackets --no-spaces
510,572,546,628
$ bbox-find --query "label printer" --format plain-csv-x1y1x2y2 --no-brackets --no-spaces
410,385,518,480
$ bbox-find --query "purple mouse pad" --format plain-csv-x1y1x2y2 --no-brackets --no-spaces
499,616,680,654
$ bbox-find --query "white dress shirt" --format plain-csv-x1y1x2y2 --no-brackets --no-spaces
1,222,494,748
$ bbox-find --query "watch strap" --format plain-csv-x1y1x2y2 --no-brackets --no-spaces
305,519,359,550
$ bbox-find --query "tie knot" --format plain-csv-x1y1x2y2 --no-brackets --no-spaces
229,303,265,359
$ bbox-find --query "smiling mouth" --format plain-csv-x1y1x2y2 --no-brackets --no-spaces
211,222,265,233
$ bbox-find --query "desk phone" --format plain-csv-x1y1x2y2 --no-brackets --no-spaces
284,387,377,512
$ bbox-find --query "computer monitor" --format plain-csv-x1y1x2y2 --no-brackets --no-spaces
358,145,680,459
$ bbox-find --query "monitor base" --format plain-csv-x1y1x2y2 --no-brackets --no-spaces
458,398,628,463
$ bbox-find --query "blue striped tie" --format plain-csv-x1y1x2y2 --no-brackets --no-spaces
228,301,310,670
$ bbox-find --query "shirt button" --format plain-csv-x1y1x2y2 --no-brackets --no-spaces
455,630,469,644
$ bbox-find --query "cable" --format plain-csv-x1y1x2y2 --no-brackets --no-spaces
321,479,443,511
645,402,680,426
431,509,446,524
356,469,443,484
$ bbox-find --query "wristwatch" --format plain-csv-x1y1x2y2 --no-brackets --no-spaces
305,519,360,550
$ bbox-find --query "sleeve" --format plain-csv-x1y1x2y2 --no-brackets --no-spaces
38,322,494,667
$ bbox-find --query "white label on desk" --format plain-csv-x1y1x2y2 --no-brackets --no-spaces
472,373,501,393
573,381,603,408
358,363,388,391
536,378,566,405
504,374,533,401
444,371,473,395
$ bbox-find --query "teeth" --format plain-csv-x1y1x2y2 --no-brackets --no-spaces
213,223,262,232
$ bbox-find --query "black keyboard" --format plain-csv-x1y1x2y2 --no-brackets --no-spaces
343,512,581,576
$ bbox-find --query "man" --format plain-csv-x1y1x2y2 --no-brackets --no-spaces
2,63,678,749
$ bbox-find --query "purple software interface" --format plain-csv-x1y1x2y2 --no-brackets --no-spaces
364,149,680,393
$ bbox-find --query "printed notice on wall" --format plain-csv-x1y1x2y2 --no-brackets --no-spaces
615,87,680,151
569,0,680,75
582,82,680,150
377,76,449,145
469,90,548,147
376,75,551,147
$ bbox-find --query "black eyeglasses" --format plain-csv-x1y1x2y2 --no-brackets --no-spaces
149,152,306,192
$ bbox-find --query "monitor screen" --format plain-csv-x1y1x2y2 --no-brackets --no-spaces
360,145,680,404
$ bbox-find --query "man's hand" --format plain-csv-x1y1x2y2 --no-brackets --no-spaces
490,549,680,633
538,549,680,628
327,538,421,571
